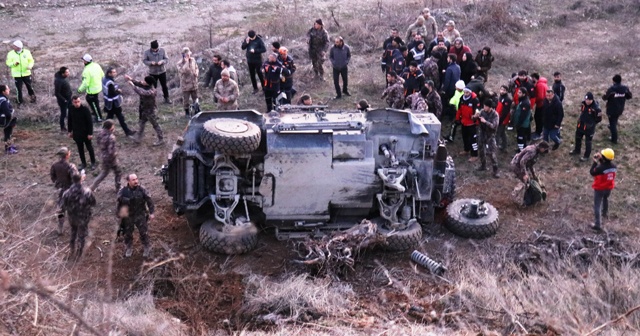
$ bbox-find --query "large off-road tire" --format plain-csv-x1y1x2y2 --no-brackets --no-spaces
377,220,423,251
445,199,499,239
200,118,261,154
199,220,258,254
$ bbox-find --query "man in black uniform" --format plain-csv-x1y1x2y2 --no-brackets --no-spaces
570,92,602,161
117,173,155,258
602,74,632,144
68,96,96,170
261,53,289,112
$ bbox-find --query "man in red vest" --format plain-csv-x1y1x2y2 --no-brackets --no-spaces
590,148,616,231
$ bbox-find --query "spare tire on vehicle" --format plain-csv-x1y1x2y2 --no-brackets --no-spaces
200,220,258,255
200,118,261,154
445,198,499,239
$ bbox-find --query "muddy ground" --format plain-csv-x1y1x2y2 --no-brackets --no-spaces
1,0,639,334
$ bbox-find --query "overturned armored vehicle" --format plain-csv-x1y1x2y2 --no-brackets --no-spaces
161,108,498,254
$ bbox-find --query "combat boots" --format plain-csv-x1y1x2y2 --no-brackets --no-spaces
124,244,133,258
29,94,36,103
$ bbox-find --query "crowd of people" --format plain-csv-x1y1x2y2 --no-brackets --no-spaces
2,7,635,259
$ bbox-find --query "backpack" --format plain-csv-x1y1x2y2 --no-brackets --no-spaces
523,178,546,206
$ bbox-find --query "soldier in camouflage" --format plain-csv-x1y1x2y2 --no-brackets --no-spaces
421,51,440,89
90,120,122,192
473,99,500,178
60,172,96,258
381,71,405,109
213,69,239,110
50,147,79,235
307,19,329,80
125,75,164,146
117,173,155,258
406,92,428,112
511,141,550,184
424,83,443,119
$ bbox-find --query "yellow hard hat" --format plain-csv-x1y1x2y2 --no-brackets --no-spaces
601,148,614,160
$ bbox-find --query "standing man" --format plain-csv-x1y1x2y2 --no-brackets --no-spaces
177,47,199,117
90,120,122,192
221,60,238,82
261,53,288,112
406,92,428,112
307,19,330,80
541,89,564,150
382,28,405,50
60,172,96,258
421,8,438,40
78,54,104,122
102,68,135,137
381,71,405,109
0,85,18,154
203,54,223,93
495,85,512,151
570,92,602,161
442,21,461,44
530,73,548,140
590,148,616,231
5,40,36,105
50,147,78,235
424,82,442,119
329,37,352,99
455,87,480,161
213,69,239,110
241,30,267,94
142,40,171,104
421,51,440,89
406,16,427,42
54,67,72,132
401,61,425,97
552,72,566,102
512,88,532,153
117,174,155,258
441,54,461,118
124,75,164,146
67,96,96,170
277,47,297,104
511,141,550,184
473,99,500,178
602,74,632,144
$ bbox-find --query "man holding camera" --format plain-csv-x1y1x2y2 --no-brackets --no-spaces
590,148,616,232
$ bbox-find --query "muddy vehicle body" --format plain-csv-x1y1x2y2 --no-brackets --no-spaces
161,107,494,254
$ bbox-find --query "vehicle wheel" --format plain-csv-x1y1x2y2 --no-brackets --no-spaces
199,220,258,255
446,198,499,239
200,118,261,155
377,220,423,251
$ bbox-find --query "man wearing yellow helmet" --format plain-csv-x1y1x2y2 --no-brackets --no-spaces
589,148,616,231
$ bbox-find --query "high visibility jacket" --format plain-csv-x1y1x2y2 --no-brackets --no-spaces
6,49,34,78
448,90,463,110
78,62,104,95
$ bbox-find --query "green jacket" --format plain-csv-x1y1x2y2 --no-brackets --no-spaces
449,90,464,109
6,49,34,78
512,100,531,129
78,62,104,95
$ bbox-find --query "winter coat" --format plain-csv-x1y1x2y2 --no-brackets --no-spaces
511,77,535,108
459,53,478,84
576,101,602,133
204,63,222,88
6,49,34,78
474,50,494,78
68,104,94,138
54,72,72,104
102,76,123,110
308,28,330,53
591,160,616,191
421,57,440,89
602,83,632,117
425,90,443,118
142,48,169,75
541,95,564,129
176,57,199,92
513,98,532,129
466,78,488,99
456,92,480,126
214,79,239,110
552,80,566,102
241,35,267,64
78,62,104,95
329,44,351,69
534,77,549,108
448,45,471,65
496,93,513,125
262,60,288,92
401,68,425,97
442,62,461,97
382,36,405,50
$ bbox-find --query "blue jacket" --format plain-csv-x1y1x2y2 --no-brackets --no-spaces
442,62,461,97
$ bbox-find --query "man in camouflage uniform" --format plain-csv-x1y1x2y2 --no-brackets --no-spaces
60,172,96,258
421,51,440,89
473,99,500,178
381,71,405,109
406,16,428,41
117,173,155,258
424,82,442,119
406,92,428,112
213,69,239,110
50,147,79,235
90,120,122,192
511,141,550,184
125,75,164,146
177,47,199,117
307,19,329,80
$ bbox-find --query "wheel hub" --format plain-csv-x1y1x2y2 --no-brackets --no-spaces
215,121,249,133
460,200,488,219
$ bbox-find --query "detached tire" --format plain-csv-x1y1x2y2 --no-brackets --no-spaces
377,220,423,251
200,220,258,254
446,199,499,239
200,118,261,154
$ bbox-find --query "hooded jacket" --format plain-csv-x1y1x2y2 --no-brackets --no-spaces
541,95,564,129
474,49,494,76
459,52,478,84
602,83,632,117
534,77,549,108
241,35,267,64
456,92,480,126
54,72,72,103
78,62,104,95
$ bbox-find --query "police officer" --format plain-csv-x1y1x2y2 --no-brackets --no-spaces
60,172,96,258
570,92,602,161
103,68,135,136
50,147,79,235
590,148,616,231
125,75,164,146
602,74,632,144
5,40,36,105
473,99,500,178
78,54,104,122
117,174,155,258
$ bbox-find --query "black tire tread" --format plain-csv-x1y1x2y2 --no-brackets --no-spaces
445,198,499,239
199,220,258,254
378,220,423,251
200,118,261,155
